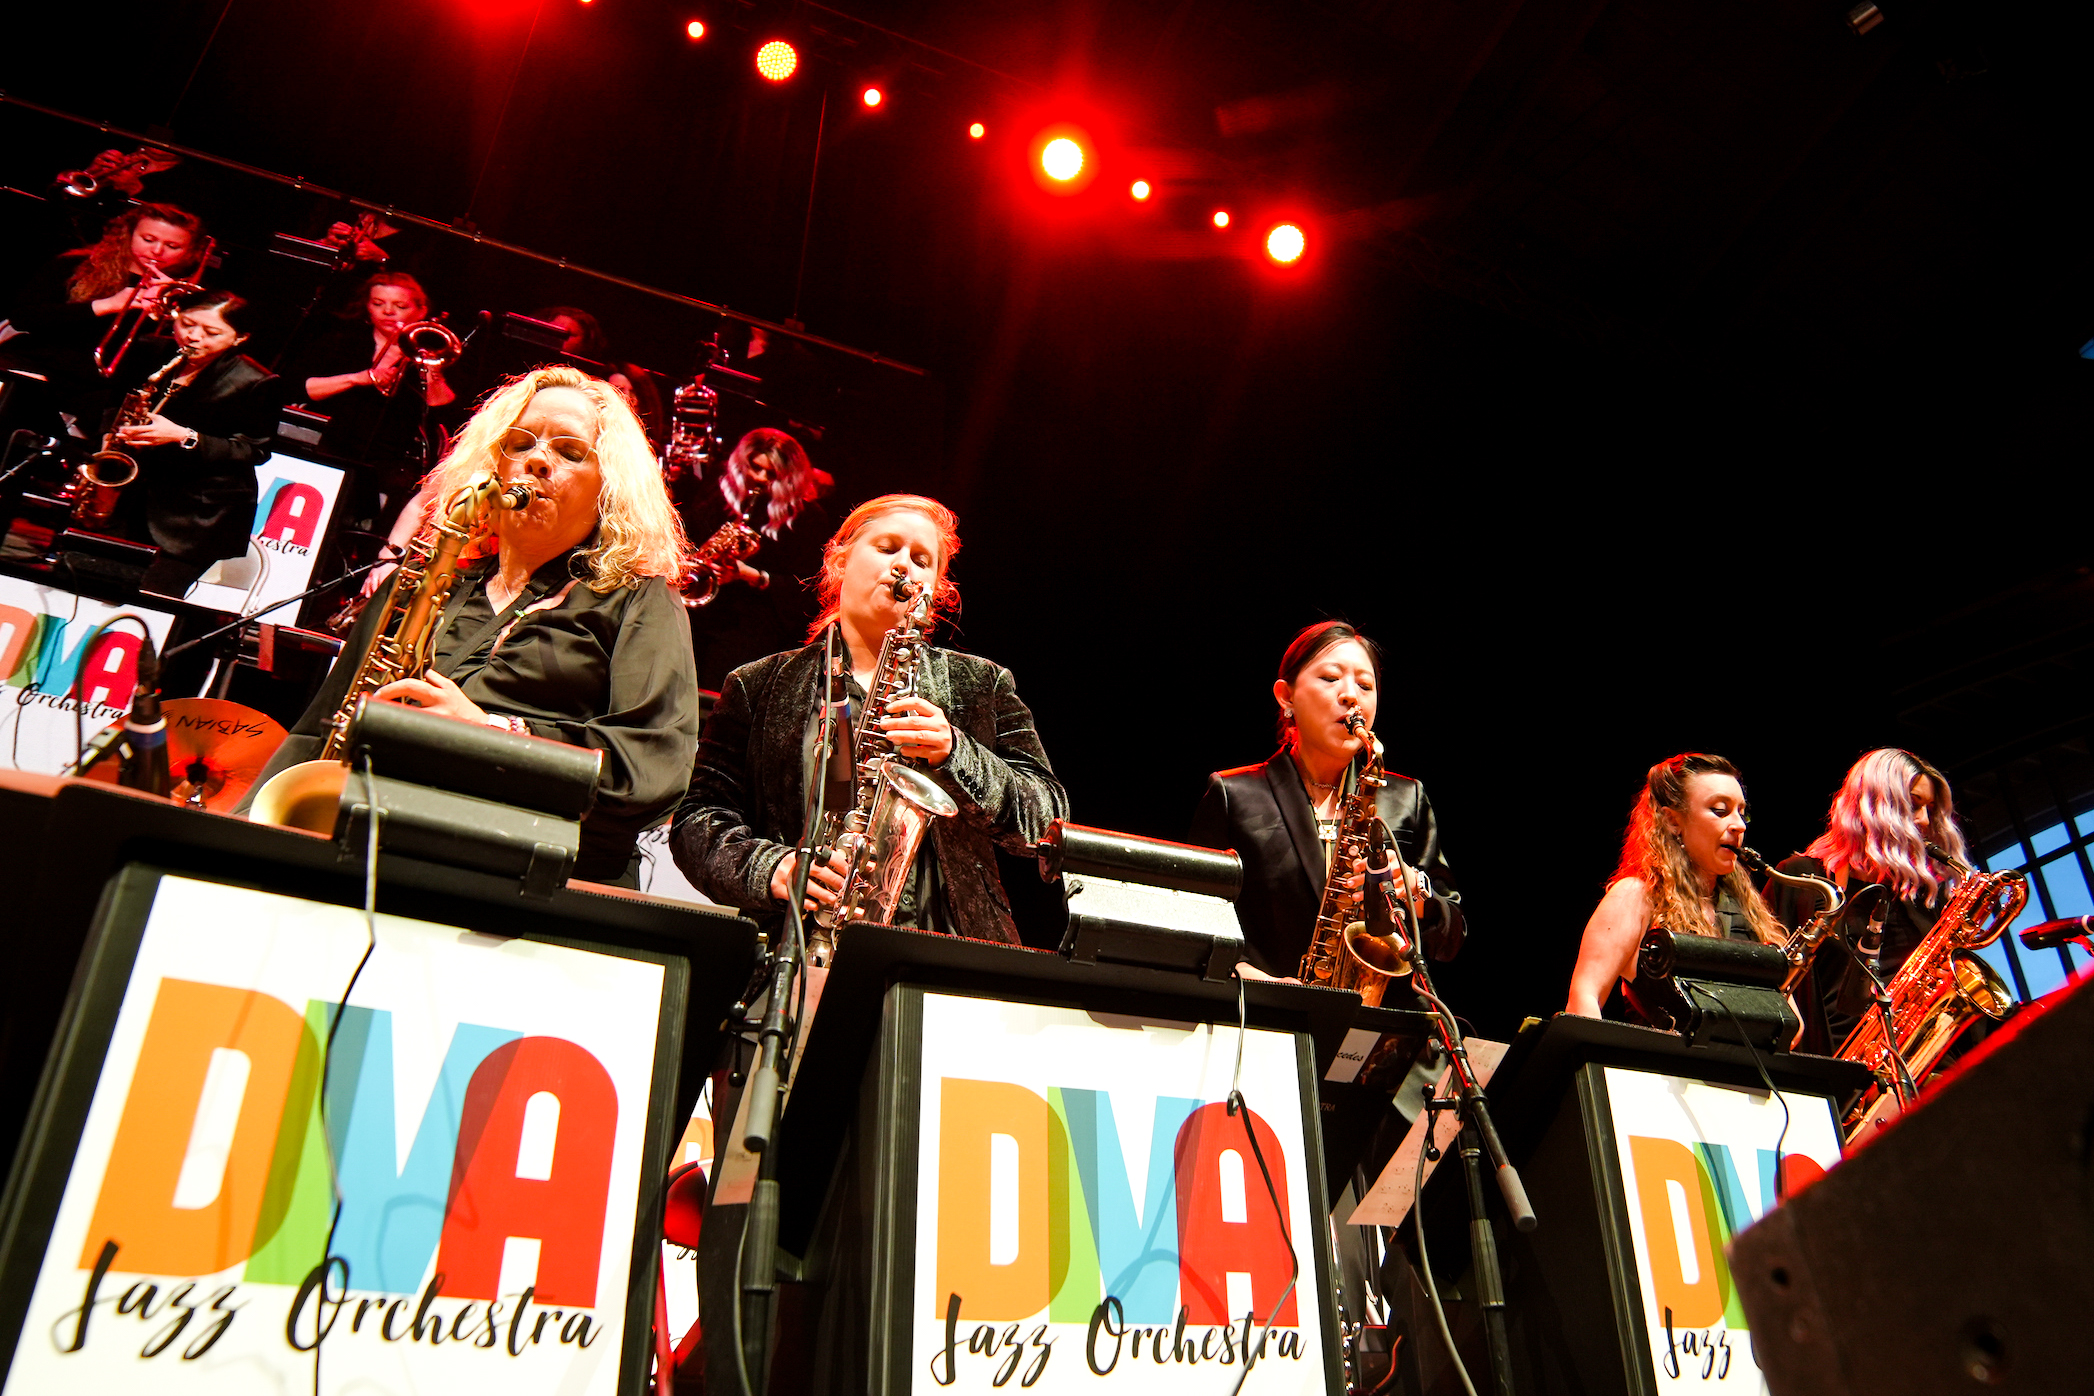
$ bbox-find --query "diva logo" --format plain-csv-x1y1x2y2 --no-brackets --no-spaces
78,978,616,1304
928,1080,1307,1385
0,604,145,712
257,479,325,551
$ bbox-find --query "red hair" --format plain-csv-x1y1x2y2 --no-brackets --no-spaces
806,494,960,642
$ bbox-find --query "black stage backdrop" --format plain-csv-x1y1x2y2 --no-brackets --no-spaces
4,0,2086,1035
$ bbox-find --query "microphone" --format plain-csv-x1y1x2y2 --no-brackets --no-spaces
2019,916,2094,952
1854,890,1888,977
120,634,169,796
823,625,853,787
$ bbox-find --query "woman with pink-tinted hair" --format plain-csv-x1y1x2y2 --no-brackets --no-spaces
1765,748,1971,1048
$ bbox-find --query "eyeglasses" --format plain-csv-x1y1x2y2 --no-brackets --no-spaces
497,427,596,464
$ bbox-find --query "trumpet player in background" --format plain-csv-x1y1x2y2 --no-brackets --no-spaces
1565,752,1787,1020
684,427,833,690
289,272,457,528
96,289,279,595
671,494,1066,941
247,366,701,886
1764,748,1974,1051
5,203,208,418
1188,621,1465,982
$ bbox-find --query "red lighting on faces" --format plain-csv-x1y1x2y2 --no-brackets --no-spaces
1041,137,1085,181
1212,209,1231,228
755,40,798,81
1265,222,1306,264
969,122,986,139
862,87,883,107
1130,179,1152,201
685,19,705,39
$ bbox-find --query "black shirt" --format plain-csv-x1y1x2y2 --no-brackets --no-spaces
286,322,435,474
256,549,701,882
1765,854,1941,1052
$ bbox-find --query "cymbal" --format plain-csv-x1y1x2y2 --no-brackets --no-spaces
80,699,288,811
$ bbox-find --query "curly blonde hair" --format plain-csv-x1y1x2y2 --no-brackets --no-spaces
65,203,206,303
806,494,960,642
419,366,690,591
1609,752,1783,944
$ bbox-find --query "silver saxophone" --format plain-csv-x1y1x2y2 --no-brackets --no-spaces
810,571,957,961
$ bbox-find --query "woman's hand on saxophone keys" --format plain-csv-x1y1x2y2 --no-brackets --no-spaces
771,846,850,912
372,670,489,724
880,695,953,766
115,412,192,449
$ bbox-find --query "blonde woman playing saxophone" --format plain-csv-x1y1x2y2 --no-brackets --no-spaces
245,366,701,887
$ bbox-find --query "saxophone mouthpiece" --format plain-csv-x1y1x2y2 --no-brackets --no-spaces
1732,845,1768,872
500,482,537,509
890,572,917,603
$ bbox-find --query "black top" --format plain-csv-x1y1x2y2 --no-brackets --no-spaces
1188,752,1465,978
285,321,434,473
253,550,701,882
7,256,130,416
105,345,277,565
680,485,830,692
671,639,1068,944
1765,853,1942,1052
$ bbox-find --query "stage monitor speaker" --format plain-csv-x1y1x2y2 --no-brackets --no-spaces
1730,976,2094,1394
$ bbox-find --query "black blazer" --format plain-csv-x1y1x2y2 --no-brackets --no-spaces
671,640,1068,944
109,348,277,564
1190,752,1465,978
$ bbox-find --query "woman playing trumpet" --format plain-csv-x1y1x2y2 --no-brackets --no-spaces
248,366,701,886
1566,752,1786,1020
1189,621,1464,981
672,494,1066,939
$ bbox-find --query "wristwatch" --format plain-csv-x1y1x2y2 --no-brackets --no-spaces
179,430,200,451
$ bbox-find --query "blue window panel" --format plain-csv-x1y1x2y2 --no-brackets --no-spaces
1980,845,2028,875
2077,809,2094,839
2013,937,2072,999
2029,820,2070,858
2040,853,2094,919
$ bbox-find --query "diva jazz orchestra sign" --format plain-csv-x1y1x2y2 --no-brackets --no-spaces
1604,1067,1842,1391
0,575,176,776
912,994,1333,1394
1,875,665,1396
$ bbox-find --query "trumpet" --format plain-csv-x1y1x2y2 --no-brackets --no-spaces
93,237,213,379
379,318,463,396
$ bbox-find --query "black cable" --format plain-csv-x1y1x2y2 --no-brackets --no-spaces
1224,971,1302,1396
1682,983,1794,1205
310,752,382,1396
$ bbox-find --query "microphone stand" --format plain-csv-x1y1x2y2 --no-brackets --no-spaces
1839,899,1920,1112
159,556,392,661
1375,850,1533,1396
734,619,843,1395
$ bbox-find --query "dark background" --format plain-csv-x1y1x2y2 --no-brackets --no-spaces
4,0,2086,1034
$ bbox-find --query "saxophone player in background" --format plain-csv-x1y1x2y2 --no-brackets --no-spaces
683,428,833,690
1188,621,1465,982
245,366,701,886
672,494,1067,941
1763,748,1975,1051
1565,752,1788,1020
100,289,279,595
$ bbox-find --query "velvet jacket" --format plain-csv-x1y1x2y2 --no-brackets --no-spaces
1189,752,1465,978
671,640,1068,944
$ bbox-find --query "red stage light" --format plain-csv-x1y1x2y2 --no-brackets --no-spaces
1130,179,1152,201
1212,209,1231,228
755,40,798,81
862,87,883,107
685,19,705,39
1265,223,1306,263
1041,137,1085,182
969,122,986,139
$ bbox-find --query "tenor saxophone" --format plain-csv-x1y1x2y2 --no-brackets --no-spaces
249,473,535,831
1835,843,2025,1141
810,572,957,959
1297,712,1411,1007
69,348,194,527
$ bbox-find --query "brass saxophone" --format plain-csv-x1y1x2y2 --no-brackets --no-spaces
1835,842,2024,1141
70,348,194,527
810,571,957,959
1297,712,1411,1007
679,516,764,608
249,473,535,831
1736,846,1865,994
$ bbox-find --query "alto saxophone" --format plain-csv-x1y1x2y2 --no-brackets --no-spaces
1297,712,1411,1007
680,515,764,608
70,348,194,527
1835,842,2025,1141
250,473,535,831
809,572,957,959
